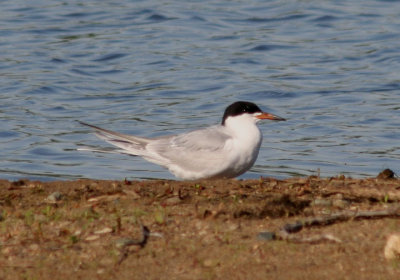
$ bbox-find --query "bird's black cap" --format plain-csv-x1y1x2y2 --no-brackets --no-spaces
221,101,262,125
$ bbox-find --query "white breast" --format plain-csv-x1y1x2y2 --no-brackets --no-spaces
217,114,263,177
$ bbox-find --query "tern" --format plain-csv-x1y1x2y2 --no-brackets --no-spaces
79,101,285,180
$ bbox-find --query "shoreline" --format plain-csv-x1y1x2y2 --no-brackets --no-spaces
1,172,399,279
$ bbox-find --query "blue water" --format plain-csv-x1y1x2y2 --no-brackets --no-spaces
1,0,399,181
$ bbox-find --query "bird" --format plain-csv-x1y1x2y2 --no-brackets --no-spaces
79,101,285,180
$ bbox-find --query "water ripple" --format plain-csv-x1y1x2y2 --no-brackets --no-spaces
0,0,399,181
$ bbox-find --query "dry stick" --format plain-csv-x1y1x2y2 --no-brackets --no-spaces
116,225,150,266
286,204,400,232
277,232,342,244
320,187,400,202
260,204,400,244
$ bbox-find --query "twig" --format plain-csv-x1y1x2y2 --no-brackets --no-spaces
320,186,400,202
116,225,150,266
259,204,400,244
284,204,400,233
278,231,342,244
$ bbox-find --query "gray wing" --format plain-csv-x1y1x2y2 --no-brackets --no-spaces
147,125,233,172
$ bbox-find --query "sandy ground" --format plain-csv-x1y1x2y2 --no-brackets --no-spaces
1,171,400,279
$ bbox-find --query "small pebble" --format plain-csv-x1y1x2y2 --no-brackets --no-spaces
94,227,113,235
85,235,100,241
2,247,12,255
283,222,303,233
384,233,400,260
163,196,182,206
377,169,395,179
46,191,63,203
332,199,350,209
313,198,332,207
203,258,217,267
257,231,276,241
29,244,40,252
227,223,239,231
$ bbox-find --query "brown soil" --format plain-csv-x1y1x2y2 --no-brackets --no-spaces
1,173,400,279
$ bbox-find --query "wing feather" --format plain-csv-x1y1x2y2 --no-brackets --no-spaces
147,125,233,173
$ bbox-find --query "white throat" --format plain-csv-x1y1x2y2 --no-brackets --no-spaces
224,114,261,138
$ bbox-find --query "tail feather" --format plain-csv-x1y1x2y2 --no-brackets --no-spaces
78,121,149,155
77,147,134,155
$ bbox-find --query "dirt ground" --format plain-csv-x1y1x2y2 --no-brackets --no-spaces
1,171,400,279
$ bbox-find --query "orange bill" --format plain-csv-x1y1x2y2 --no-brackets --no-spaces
256,112,286,121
